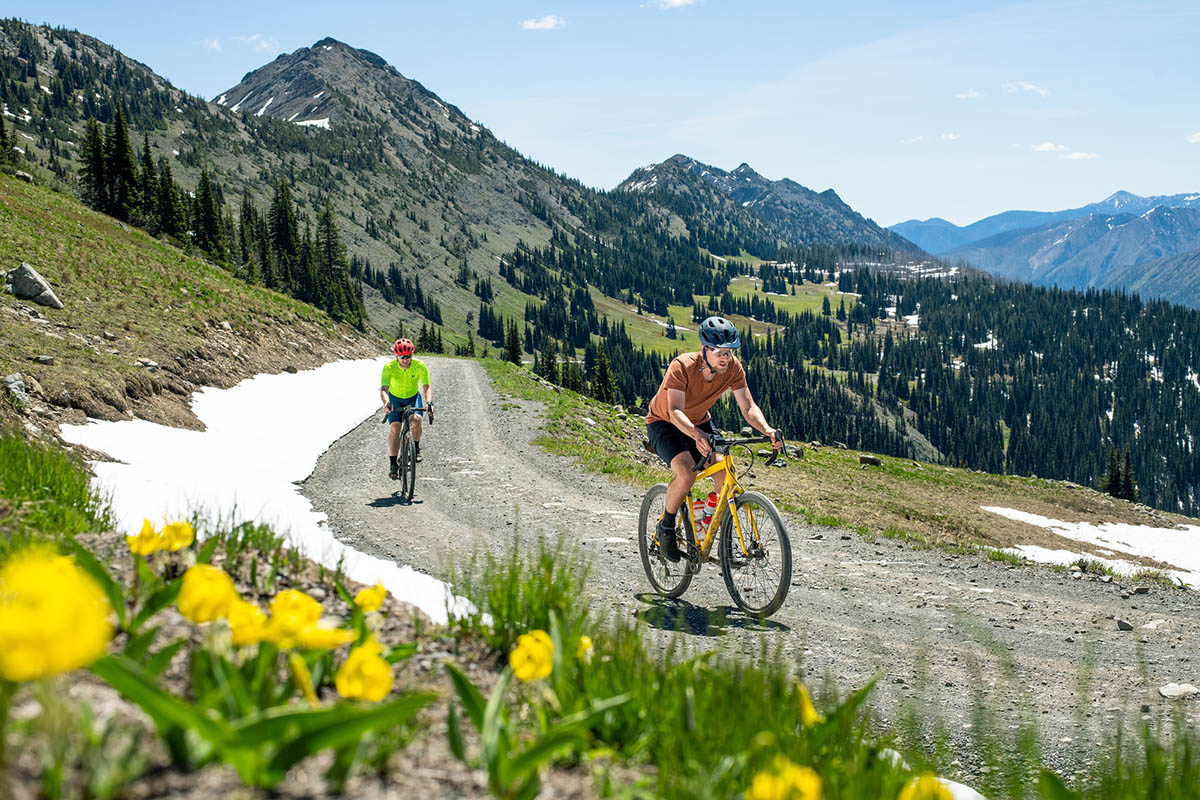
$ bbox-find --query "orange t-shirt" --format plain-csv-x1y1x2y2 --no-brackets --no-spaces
645,351,747,426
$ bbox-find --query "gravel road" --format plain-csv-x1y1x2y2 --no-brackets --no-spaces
303,357,1200,783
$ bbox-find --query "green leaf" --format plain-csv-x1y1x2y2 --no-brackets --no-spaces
196,535,220,564
90,655,230,746
133,555,158,589
260,693,436,787
67,537,127,628
447,698,467,762
505,727,586,781
122,627,159,663
129,578,181,634
384,642,417,664
481,667,513,779
1038,770,1079,800
445,662,486,730
144,639,187,678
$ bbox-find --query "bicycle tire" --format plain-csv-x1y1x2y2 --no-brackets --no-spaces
719,491,791,617
398,427,417,501
637,483,693,598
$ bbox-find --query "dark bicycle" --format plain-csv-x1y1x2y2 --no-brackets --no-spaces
383,403,433,502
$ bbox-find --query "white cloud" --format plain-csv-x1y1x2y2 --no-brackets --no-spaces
1032,142,1069,152
900,135,924,144
1063,151,1100,160
233,34,280,53
643,0,701,8
202,38,221,51
1188,131,1200,144
941,133,960,140
1002,80,1050,97
954,89,982,100
522,15,566,30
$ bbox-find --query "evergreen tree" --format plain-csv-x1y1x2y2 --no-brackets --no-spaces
268,180,301,290
534,338,558,383
592,349,619,404
1101,446,1122,497
155,157,184,238
504,318,522,365
1120,447,1137,502
104,106,138,220
193,166,225,261
0,115,9,165
79,118,105,210
314,199,365,328
137,131,157,228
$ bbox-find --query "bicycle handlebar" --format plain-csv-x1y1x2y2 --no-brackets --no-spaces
692,431,786,472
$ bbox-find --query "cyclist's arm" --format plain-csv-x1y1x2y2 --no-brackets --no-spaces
380,385,391,409
732,386,780,447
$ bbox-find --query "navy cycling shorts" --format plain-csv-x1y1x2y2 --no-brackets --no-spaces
387,391,423,424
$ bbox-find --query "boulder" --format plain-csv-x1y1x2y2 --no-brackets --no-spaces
14,170,33,183
4,373,29,409
6,263,63,309
859,454,883,467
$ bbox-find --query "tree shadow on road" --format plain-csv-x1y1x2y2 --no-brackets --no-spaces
634,593,790,637
367,494,423,508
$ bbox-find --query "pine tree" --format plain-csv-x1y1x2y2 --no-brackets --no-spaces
534,339,558,383
156,157,184,238
1120,447,1137,502
105,106,138,221
194,166,225,261
592,349,619,404
314,199,365,328
269,180,300,290
79,118,106,210
1101,446,1122,497
504,319,522,365
137,132,157,229
0,115,10,165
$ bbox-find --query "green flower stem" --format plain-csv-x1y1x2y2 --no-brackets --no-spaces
0,679,15,768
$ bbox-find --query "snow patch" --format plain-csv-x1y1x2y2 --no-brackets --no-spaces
295,117,330,129
984,506,1200,586
313,90,324,99
60,358,469,624
229,92,253,112
255,97,274,117
216,94,227,106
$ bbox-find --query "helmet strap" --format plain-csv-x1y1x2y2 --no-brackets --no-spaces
701,346,715,372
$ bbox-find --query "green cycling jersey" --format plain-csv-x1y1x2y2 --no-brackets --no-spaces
381,358,430,398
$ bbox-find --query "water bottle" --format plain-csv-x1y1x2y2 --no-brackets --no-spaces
691,498,706,535
701,492,718,532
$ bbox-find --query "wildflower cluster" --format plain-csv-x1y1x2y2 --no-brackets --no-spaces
747,755,822,800
509,629,553,681
126,519,194,556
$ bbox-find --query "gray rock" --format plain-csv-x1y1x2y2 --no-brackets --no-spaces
1132,586,1150,595
220,320,232,331
137,358,159,368
1116,619,1134,631
859,454,883,467
1158,682,1199,699
4,373,29,409
284,365,298,374
33,355,55,365
6,263,63,309
14,170,33,183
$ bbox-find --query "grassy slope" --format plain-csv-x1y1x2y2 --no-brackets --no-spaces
1,174,377,429
479,358,1194,566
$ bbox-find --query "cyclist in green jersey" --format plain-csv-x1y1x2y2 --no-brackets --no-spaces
380,338,434,479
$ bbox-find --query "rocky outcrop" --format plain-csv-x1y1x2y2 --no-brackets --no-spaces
6,262,63,309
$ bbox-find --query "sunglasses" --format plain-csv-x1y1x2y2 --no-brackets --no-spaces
398,355,412,360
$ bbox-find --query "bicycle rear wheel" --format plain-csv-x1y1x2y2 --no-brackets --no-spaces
719,491,791,617
398,428,417,501
637,483,693,598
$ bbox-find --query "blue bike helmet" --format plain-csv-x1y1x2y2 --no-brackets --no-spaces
698,316,740,349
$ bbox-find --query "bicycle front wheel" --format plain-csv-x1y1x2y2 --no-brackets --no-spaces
398,429,417,501
719,491,792,617
637,483,693,598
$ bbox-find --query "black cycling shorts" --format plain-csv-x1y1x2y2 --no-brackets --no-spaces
646,419,714,467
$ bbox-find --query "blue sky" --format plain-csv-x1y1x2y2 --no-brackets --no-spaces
22,0,1200,225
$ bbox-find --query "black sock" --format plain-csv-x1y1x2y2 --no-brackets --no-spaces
414,441,421,452
389,456,397,467
660,513,676,529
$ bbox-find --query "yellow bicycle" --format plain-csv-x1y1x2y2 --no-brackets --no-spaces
638,433,793,617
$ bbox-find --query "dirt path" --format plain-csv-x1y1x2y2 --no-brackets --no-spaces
303,357,1200,781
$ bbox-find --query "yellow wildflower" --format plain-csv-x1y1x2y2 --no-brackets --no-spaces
177,564,237,624
127,519,165,556
354,581,387,612
797,684,825,727
161,520,195,551
576,635,594,661
746,756,821,800
297,625,354,650
227,599,268,646
288,652,320,705
898,774,955,800
335,638,394,701
509,629,553,682
0,549,113,682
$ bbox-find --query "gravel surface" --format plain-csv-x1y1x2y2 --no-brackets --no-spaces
303,357,1200,785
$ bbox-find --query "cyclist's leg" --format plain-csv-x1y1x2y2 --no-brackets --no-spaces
410,392,424,442
386,392,407,456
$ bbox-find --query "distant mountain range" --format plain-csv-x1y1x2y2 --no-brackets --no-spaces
891,191,1200,254
891,193,1200,308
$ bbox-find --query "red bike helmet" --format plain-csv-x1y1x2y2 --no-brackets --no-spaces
392,338,415,357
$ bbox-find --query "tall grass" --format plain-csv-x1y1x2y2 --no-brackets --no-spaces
0,428,111,559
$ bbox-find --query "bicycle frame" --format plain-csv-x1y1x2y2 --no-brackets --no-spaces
687,453,749,560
